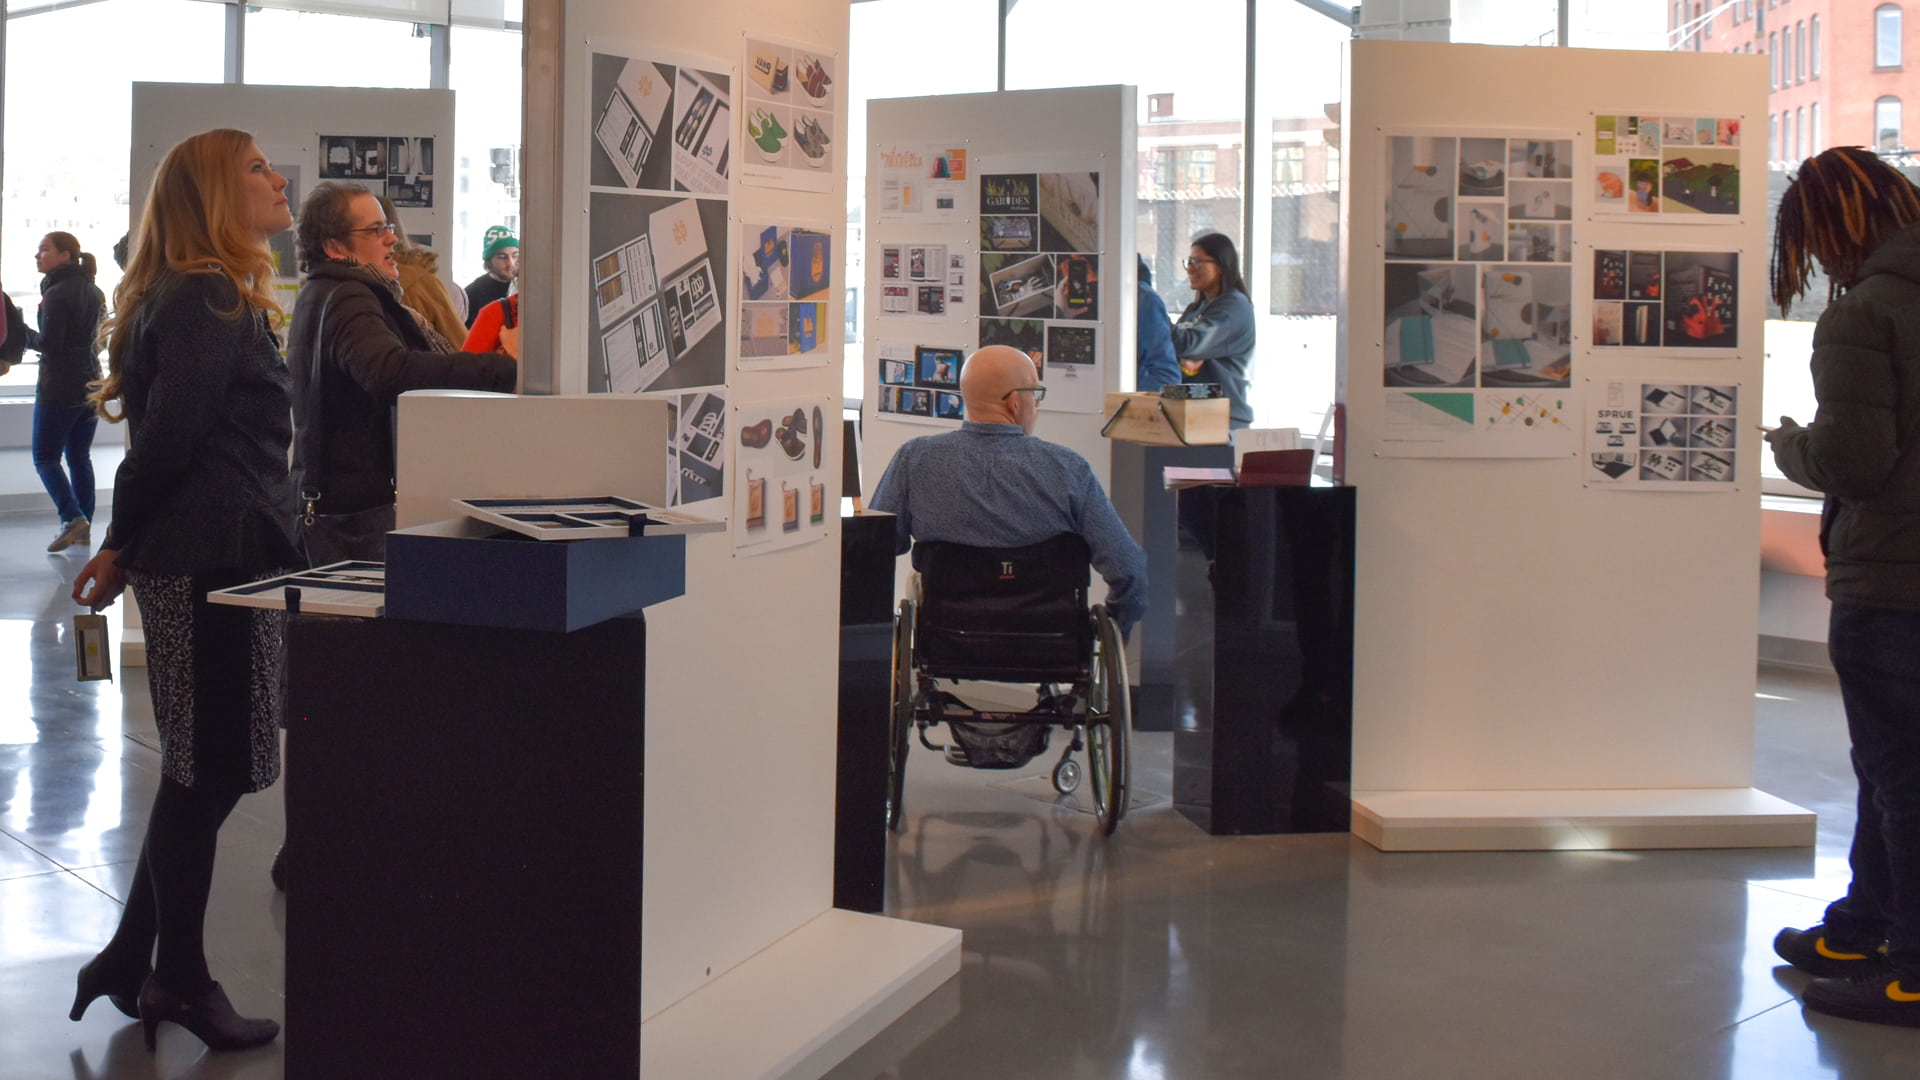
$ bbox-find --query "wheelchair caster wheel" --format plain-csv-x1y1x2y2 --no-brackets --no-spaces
1052,758,1082,794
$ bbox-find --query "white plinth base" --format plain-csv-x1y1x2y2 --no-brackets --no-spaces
641,908,961,1080
1351,788,1816,852
121,627,145,669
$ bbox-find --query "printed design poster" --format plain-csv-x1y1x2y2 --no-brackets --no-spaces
588,192,729,394
976,168,1103,414
738,35,836,192
874,142,968,222
665,389,727,506
1593,114,1742,218
739,222,832,368
1380,133,1577,458
874,341,967,427
879,242,957,318
318,135,434,207
1590,249,1737,350
734,396,833,553
589,49,731,194
1586,380,1739,489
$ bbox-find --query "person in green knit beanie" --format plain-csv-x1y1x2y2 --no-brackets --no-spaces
463,225,518,327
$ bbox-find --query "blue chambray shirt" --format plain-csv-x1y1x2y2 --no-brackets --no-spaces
869,421,1148,633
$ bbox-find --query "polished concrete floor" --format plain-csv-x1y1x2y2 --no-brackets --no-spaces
0,508,1917,1079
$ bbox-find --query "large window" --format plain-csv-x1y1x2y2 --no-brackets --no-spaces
1,0,226,396
1769,32,1778,86
1878,5,1904,68
1811,102,1821,155
243,8,432,88
1794,106,1804,160
1878,96,1904,151
448,26,524,281
1795,21,1806,81
1811,14,1821,76
1770,113,1779,160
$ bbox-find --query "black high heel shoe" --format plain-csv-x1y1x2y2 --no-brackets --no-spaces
138,975,279,1052
69,953,148,1022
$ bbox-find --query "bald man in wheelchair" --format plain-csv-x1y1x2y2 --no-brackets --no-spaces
869,345,1146,635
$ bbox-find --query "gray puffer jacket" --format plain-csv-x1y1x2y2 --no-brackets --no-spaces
1771,223,1920,609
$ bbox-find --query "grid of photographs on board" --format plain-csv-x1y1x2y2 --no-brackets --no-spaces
1591,249,1738,350
739,36,835,189
319,135,435,207
878,242,965,318
589,51,731,195
740,223,832,366
665,389,727,506
1586,380,1738,488
874,143,967,222
874,342,967,424
976,170,1101,413
1378,134,1580,457
1593,115,1741,218
734,398,832,554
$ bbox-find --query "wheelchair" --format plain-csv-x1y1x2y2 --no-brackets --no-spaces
886,534,1131,836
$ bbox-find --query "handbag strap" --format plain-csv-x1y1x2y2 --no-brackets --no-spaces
298,285,336,526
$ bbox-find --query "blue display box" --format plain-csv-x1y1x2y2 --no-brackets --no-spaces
385,517,685,633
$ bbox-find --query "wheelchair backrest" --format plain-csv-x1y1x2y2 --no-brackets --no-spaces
912,533,1093,682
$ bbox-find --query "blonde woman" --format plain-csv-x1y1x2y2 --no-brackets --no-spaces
69,129,296,1053
374,193,468,344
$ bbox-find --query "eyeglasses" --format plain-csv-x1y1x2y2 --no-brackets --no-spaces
1183,256,1218,268
346,223,399,238
1003,386,1048,403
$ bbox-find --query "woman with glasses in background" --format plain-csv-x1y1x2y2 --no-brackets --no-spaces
285,181,517,569
1171,231,1256,429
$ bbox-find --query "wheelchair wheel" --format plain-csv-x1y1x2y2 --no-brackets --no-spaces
1086,606,1131,836
886,598,916,833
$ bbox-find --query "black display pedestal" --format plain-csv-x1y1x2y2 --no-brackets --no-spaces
284,614,645,1080
1108,439,1236,731
835,511,896,914
1173,486,1355,835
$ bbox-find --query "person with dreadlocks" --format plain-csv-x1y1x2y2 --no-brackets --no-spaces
1766,145,1920,1029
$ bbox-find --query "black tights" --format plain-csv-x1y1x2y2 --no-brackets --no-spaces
97,775,243,990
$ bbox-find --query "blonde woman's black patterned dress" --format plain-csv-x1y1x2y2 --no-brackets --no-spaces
101,271,301,794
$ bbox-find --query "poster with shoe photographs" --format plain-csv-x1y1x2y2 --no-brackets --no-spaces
588,45,731,195
319,135,435,207
587,192,729,394
665,388,728,506
738,33,836,193
1590,249,1738,352
1380,132,1577,458
1584,379,1739,489
975,168,1105,414
733,395,833,554
1592,114,1742,219
874,142,968,222
739,221,832,368
873,340,968,427
879,242,964,318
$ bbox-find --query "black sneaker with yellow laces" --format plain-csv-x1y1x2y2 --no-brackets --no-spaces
1773,924,1889,978
1803,970,1920,1028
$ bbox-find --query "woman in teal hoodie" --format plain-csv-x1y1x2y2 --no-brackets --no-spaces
1171,231,1256,428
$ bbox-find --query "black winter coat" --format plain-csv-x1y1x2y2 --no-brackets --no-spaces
25,262,105,407
1771,223,1920,608
101,272,300,575
288,261,515,514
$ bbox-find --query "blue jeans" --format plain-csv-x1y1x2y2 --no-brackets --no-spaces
32,402,96,524
1824,602,1920,980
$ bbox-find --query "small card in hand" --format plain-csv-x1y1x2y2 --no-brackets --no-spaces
74,613,112,682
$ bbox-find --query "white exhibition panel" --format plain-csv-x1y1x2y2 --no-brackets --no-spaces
1340,41,1809,846
539,1,956,1066
861,87,1139,505
129,83,457,298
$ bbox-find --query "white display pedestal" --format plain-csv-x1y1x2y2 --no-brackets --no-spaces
1352,788,1815,852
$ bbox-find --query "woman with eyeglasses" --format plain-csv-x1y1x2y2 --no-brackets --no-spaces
285,181,517,570
69,128,296,1053
1171,232,1256,429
